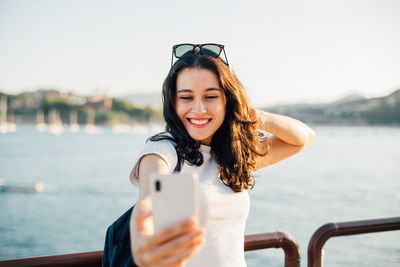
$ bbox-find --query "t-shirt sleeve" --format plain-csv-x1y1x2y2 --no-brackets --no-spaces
129,140,178,186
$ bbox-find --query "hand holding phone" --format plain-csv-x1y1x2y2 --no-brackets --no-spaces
131,195,205,267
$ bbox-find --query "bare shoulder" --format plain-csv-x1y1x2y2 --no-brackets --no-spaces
138,154,170,179
137,154,170,198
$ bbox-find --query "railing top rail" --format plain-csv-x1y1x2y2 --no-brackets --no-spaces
0,251,103,267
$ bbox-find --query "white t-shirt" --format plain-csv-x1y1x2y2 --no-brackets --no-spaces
130,138,249,267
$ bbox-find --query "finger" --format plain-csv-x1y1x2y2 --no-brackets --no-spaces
145,228,204,265
158,240,205,267
141,217,197,251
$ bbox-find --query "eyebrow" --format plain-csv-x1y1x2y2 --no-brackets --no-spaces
176,87,222,93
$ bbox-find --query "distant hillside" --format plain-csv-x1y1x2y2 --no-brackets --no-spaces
331,93,366,104
262,89,400,125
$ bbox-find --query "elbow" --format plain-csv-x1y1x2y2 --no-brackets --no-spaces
308,128,316,144
301,127,316,147
293,126,315,147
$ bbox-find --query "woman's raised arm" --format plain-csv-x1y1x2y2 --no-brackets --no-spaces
254,109,315,169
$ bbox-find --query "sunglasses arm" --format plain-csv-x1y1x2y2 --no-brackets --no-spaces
222,48,229,66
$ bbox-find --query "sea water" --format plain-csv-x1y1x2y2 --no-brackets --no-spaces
0,125,399,266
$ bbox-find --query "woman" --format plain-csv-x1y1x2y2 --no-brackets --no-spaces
129,43,315,267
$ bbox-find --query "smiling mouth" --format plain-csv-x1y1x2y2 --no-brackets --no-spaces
187,118,212,126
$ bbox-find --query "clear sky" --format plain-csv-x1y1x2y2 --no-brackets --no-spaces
1,0,399,106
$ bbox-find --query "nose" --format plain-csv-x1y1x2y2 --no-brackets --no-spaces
192,98,206,113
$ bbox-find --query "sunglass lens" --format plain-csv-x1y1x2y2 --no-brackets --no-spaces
201,44,222,57
175,44,194,58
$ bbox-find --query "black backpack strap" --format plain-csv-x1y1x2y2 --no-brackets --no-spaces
173,156,181,172
168,139,182,173
103,206,136,267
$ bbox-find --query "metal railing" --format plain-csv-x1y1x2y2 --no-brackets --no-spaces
0,232,300,267
0,250,103,267
308,217,400,267
245,232,300,267
3,217,399,267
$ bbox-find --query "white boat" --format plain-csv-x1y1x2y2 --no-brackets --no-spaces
112,124,132,134
48,108,63,135
69,110,80,133
0,179,45,193
149,123,165,134
130,121,150,134
6,113,17,133
0,96,17,134
0,124,6,134
36,110,48,132
112,113,132,134
0,96,7,134
84,109,102,135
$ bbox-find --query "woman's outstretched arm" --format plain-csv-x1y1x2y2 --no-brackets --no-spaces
130,155,204,267
254,109,315,169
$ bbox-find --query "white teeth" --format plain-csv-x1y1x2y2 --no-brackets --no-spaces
189,119,209,125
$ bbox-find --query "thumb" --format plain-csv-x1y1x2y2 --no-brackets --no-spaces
136,209,152,231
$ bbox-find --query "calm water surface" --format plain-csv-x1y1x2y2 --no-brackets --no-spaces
1,125,399,266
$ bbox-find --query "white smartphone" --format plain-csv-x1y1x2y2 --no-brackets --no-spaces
149,172,199,233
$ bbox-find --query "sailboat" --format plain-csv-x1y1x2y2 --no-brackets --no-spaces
0,96,17,134
69,110,80,133
149,120,164,134
0,96,8,134
112,113,132,134
36,110,48,132
7,113,17,133
48,108,63,135
130,119,149,134
84,109,102,135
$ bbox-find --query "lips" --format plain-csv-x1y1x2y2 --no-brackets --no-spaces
187,118,212,127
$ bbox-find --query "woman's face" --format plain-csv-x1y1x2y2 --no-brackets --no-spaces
175,67,226,145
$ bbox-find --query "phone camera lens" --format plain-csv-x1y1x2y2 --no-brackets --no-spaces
155,180,161,192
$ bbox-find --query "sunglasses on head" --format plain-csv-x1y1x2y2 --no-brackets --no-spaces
171,43,229,67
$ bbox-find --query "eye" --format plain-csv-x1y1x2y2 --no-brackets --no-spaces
205,95,218,100
178,96,193,100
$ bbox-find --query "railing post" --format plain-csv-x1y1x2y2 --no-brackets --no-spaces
245,232,301,267
308,217,400,267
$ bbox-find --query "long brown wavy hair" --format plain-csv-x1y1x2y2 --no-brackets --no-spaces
150,53,267,192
